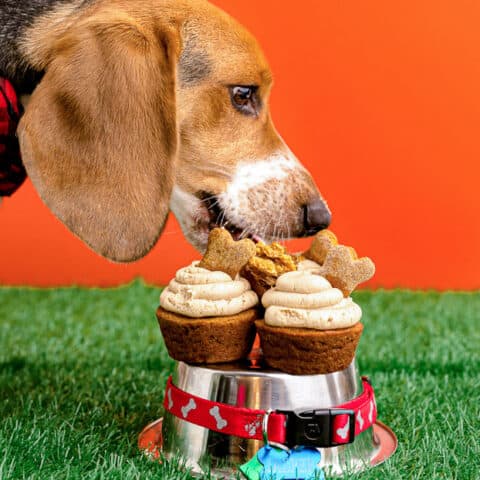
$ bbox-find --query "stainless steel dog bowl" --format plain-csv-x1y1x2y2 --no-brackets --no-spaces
149,358,397,478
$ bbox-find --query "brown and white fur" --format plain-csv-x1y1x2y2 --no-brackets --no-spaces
1,0,331,262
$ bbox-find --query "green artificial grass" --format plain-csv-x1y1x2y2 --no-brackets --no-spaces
0,283,479,479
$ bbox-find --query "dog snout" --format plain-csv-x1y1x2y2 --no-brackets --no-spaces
302,198,331,236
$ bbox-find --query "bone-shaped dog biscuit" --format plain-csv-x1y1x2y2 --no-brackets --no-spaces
319,245,375,297
304,230,338,265
199,228,256,279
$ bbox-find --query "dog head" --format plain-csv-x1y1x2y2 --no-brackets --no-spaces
172,2,330,251
18,0,330,261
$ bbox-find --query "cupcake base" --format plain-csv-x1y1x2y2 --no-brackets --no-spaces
255,320,363,375
157,307,258,364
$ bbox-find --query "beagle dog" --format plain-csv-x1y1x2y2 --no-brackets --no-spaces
0,0,331,262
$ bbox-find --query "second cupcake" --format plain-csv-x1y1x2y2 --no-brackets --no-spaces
255,231,375,375
256,268,364,375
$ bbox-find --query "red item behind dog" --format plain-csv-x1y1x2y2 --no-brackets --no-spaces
0,78,25,197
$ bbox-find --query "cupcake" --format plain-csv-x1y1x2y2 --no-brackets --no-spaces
157,228,260,364
255,230,375,375
255,268,363,375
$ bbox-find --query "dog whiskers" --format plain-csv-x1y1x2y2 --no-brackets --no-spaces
239,227,251,240
278,221,288,244
218,210,227,228
199,195,218,204
259,221,267,242
207,200,220,211
262,217,274,242
272,223,277,242
286,223,291,242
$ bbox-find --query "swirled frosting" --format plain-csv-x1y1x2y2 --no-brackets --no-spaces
160,261,258,318
262,270,362,329
297,259,323,273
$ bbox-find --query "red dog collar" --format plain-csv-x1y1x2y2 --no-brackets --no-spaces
164,376,377,448
0,78,26,197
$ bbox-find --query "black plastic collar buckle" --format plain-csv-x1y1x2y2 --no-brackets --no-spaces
277,408,356,448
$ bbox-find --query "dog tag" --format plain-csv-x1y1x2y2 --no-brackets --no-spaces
239,452,264,480
258,445,324,480
239,445,287,480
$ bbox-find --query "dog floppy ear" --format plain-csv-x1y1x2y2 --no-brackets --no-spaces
18,10,179,262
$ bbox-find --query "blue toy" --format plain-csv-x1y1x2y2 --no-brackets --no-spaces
240,445,325,480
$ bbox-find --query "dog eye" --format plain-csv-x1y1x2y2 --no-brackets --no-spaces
229,86,259,116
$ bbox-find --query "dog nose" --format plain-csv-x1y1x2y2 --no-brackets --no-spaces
303,199,331,235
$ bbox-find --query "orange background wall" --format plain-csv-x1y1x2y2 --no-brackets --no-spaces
1,0,479,290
